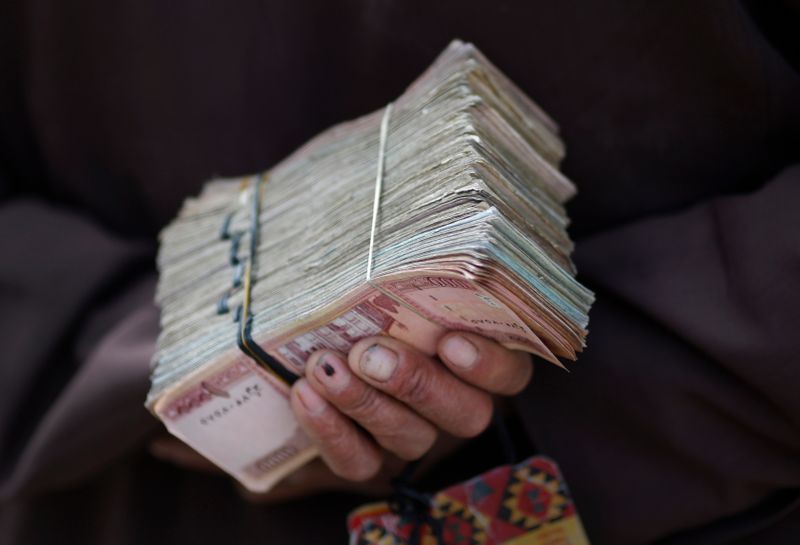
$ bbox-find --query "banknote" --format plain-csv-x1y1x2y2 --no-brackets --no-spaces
156,271,562,491
148,39,594,492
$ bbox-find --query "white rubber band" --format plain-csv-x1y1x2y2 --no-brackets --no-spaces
366,102,393,281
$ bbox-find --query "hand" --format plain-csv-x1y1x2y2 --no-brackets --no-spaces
289,332,534,481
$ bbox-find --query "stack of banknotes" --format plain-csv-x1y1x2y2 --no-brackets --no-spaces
147,40,594,492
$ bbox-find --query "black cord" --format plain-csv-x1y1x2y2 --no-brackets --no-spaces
493,409,518,464
389,461,444,545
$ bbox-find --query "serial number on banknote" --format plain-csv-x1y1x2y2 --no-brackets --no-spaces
198,382,264,426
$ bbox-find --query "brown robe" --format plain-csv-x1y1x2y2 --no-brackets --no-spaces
1,1,798,543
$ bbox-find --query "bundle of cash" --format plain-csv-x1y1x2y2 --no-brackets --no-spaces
148,40,594,492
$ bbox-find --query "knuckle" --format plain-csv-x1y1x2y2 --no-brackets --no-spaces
341,383,383,418
395,363,432,406
299,406,347,446
311,416,346,445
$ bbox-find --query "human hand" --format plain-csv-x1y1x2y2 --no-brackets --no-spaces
289,332,534,481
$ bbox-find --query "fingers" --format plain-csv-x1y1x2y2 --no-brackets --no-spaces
305,350,438,460
291,333,533,482
290,379,383,481
437,332,534,395
348,337,494,438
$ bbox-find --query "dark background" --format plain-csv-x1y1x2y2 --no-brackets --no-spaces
1,1,799,544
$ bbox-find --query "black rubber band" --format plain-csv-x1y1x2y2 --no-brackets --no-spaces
493,410,518,464
217,291,230,315
229,231,243,265
232,175,298,386
389,463,444,545
232,262,244,288
219,212,234,240
237,315,297,385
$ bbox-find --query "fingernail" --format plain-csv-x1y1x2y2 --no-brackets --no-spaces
360,344,398,382
441,335,479,369
313,353,349,393
295,380,326,416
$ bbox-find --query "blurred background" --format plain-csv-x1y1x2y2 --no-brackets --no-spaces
1,1,798,543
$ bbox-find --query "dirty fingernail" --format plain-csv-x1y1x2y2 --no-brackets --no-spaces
313,353,349,393
360,344,398,382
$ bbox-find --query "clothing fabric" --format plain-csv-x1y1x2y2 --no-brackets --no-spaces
1,1,798,543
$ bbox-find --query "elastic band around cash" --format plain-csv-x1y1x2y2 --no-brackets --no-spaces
235,174,298,386
232,104,393,385
366,102,393,282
